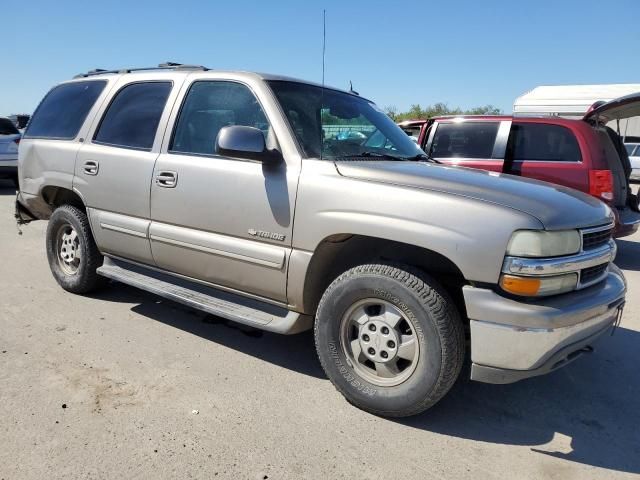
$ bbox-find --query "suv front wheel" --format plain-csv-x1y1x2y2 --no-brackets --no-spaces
315,264,465,417
46,205,105,294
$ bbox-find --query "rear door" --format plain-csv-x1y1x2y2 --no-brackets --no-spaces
583,95,640,206
74,74,184,265
505,121,588,192
424,120,508,172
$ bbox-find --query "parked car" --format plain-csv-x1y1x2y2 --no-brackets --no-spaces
8,114,31,131
626,143,640,181
402,100,640,237
16,65,626,417
0,116,20,187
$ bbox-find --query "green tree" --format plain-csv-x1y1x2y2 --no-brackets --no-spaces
384,103,502,122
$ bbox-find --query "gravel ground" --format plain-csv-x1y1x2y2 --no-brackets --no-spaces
1,180,639,479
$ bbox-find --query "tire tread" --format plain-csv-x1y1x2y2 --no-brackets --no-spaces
314,263,465,417
46,205,105,294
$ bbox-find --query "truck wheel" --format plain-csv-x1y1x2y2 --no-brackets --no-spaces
315,264,464,417
46,205,105,294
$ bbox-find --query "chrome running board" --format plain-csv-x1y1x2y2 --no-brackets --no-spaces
97,257,311,334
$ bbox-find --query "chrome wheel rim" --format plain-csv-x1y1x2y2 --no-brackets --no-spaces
56,223,81,275
340,298,420,387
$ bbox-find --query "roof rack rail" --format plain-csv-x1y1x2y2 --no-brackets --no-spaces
73,62,209,79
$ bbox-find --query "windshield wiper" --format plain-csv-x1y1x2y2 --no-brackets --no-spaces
407,153,440,164
337,151,408,161
336,151,440,163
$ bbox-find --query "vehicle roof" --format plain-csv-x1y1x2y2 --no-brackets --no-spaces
432,115,513,122
431,114,588,127
68,65,369,101
397,120,429,127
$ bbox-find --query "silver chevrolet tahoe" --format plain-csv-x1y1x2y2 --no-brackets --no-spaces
15,64,627,417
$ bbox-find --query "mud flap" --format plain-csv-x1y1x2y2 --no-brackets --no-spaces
14,192,37,234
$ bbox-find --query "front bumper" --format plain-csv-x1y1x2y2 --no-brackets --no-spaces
465,266,626,384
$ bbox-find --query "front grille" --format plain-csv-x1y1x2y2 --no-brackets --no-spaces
582,226,613,251
580,263,608,285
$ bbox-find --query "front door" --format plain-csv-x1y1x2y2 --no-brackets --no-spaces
149,79,299,302
75,76,182,265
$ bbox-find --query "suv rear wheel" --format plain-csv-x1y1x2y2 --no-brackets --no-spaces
46,205,105,294
314,264,464,417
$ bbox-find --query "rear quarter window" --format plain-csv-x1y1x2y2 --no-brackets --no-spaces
24,81,107,139
509,123,581,162
430,122,499,159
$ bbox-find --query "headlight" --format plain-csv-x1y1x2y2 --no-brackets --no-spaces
506,230,581,258
500,273,578,297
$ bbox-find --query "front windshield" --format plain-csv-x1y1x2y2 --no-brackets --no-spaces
268,80,424,160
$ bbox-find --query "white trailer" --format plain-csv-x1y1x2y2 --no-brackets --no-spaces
513,84,640,140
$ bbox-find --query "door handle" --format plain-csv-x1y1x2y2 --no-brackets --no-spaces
83,160,99,176
156,171,178,188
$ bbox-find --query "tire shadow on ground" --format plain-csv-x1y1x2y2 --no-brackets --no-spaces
87,283,325,379
395,326,640,475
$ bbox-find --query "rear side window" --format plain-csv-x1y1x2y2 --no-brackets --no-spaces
0,118,19,135
94,82,172,151
430,122,499,159
509,123,581,162
24,81,106,139
170,81,269,156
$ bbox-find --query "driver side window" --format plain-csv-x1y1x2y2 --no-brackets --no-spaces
170,81,269,157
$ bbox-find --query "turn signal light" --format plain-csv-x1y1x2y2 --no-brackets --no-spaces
500,275,541,296
500,273,578,297
589,170,613,202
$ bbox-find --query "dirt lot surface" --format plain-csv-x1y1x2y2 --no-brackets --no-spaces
1,180,639,479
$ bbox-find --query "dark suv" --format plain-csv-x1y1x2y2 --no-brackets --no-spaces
399,95,640,237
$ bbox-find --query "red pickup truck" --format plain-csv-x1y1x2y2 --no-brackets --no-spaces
399,94,640,237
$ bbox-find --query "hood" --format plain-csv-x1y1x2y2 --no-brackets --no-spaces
335,161,614,230
583,92,640,123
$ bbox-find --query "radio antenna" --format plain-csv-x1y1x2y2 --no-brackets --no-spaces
320,9,326,160
322,9,326,88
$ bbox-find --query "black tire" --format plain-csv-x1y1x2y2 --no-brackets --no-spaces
314,264,465,417
46,205,106,294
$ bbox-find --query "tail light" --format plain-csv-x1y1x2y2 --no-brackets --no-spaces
589,170,614,202
14,138,20,145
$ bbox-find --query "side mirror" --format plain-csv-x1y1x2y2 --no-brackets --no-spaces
215,125,280,164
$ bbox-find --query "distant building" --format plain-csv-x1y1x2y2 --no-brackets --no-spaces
513,84,640,141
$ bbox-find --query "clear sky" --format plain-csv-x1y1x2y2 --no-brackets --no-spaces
3,0,639,116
